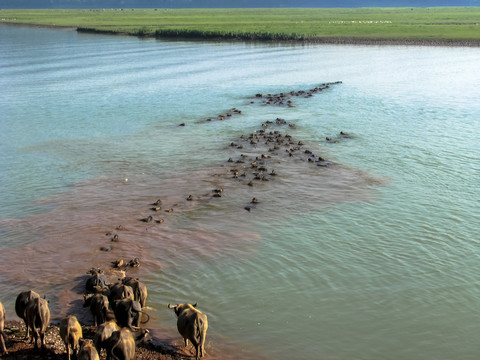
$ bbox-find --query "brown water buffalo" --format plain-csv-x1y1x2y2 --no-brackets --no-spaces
114,299,144,329
0,301,7,355
15,290,40,339
108,283,134,310
84,293,110,326
60,315,82,360
25,297,50,350
77,339,100,360
121,277,148,308
93,320,120,354
85,268,110,294
106,328,135,360
168,303,208,360
134,328,151,345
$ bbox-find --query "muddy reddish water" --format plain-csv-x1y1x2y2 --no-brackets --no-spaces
0,130,380,359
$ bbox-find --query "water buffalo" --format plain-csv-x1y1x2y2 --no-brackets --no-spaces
134,328,151,345
85,268,110,294
77,338,100,360
114,299,143,329
106,328,135,360
108,283,134,310
25,297,50,350
0,301,7,355
168,303,208,360
15,290,40,339
121,277,148,308
94,320,120,354
84,293,110,326
60,315,82,360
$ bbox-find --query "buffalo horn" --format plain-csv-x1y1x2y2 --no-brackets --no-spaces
140,311,150,324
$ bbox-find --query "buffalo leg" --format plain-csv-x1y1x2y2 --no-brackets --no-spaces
32,329,39,349
133,314,140,328
40,330,46,350
23,319,30,340
0,330,8,355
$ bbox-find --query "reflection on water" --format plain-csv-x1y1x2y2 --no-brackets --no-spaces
1,24,480,360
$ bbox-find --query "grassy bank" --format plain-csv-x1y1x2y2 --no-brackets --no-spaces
1,7,479,44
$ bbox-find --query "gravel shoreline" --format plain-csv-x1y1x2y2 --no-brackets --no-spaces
2,320,185,360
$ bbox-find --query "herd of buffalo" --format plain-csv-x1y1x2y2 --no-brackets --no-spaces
0,268,208,360
0,82,345,360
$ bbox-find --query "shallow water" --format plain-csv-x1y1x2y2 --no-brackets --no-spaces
1,25,480,360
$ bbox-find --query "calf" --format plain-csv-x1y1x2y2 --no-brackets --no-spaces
25,297,50,350
0,301,7,355
15,290,40,339
60,315,82,360
168,303,208,360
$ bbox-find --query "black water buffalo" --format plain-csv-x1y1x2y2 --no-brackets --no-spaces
25,297,50,350
106,328,135,360
15,290,40,340
168,303,208,360
121,277,148,308
60,315,82,360
85,268,109,294
108,283,134,310
0,301,7,355
77,338,100,360
84,293,110,326
114,299,143,329
93,320,120,354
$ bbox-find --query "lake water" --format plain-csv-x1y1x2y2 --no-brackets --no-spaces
1,25,479,360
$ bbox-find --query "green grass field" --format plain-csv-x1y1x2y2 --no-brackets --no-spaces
1,7,479,43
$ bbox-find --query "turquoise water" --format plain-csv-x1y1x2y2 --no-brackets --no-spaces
1,25,479,360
